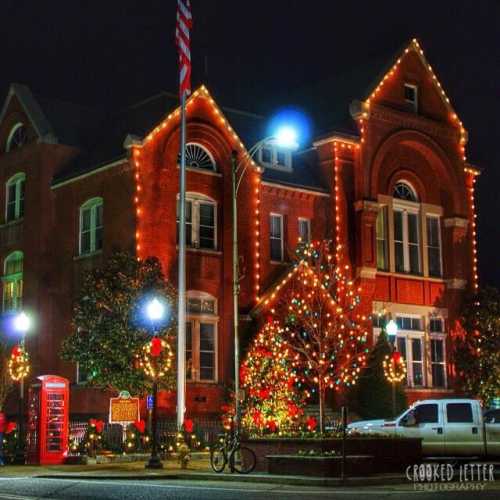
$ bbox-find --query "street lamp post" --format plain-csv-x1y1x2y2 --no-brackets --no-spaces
231,128,299,431
385,319,399,418
13,311,32,464
145,298,165,470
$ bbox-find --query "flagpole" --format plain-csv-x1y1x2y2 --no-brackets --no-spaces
177,89,187,429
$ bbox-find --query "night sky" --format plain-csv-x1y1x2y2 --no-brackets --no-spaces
1,0,499,287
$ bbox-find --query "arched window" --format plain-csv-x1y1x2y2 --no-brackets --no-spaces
5,173,25,222
180,143,216,171
393,182,418,202
6,123,28,152
3,251,23,311
392,182,420,274
186,291,217,382
176,192,217,250
79,198,103,255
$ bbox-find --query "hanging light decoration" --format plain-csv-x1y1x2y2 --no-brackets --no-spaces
383,351,406,383
8,344,30,381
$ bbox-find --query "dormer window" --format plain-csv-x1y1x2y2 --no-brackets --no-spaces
6,123,28,152
404,83,418,112
258,144,292,170
180,143,216,171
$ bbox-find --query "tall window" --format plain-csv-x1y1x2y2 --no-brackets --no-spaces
395,315,424,387
6,123,28,152
430,317,446,388
176,194,216,250
427,216,442,277
186,292,217,382
5,173,25,222
393,182,420,275
298,218,311,244
376,206,388,271
270,213,284,261
79,198,103,255
3,251,23,311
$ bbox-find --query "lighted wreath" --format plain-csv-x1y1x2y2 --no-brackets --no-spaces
136,337,174,379
383,351,406,383
8,344,30,381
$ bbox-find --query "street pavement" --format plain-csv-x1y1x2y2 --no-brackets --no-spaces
0,477,499,500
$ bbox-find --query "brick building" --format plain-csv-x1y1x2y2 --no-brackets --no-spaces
0,39,479,419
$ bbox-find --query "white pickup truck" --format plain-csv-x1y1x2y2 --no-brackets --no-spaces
348,399,500,457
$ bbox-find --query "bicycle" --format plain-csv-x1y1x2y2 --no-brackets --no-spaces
210,431,256,474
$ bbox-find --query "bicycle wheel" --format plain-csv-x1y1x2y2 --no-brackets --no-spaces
230,446,256,474
210,446,227,473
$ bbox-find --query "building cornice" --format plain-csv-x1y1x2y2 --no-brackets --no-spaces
443,217,469,229
260,181,330,197
51,157,128,189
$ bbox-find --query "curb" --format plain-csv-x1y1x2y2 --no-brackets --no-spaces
33,472,409,487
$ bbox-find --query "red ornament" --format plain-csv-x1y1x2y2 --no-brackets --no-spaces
95,420,105,433
150,337,163,357
258,388,270,400
89,418,97,428
184,418,194,433
306,416,317,432
288,403,299,418
11,345,21,357
392,351,401,364
133,420,145,434
267,420,278,432
251,409,263,426
5,422,17,434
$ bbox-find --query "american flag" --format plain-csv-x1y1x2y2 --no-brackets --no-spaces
175,0,193,97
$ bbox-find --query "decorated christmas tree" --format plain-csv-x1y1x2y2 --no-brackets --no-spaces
240,321,306,434
455,286,500,406
266,240,370,433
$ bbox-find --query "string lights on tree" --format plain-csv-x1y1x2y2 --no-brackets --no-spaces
8,344,30,382
383,351,407,383
263,240,370,433
240,321,306,434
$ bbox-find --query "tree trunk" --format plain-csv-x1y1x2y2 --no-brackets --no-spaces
318,378,325,434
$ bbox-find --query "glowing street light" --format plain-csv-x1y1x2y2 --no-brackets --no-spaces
146,298,165,323
143,296,167,470
12,310,32,464
386,319,398,340
274,126,299,149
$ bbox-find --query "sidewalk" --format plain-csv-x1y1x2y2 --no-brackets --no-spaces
0,459,411,487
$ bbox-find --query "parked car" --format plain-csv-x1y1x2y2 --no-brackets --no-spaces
348,399,500,457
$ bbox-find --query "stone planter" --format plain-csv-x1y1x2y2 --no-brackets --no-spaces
267,454,373,477
243,437,421,473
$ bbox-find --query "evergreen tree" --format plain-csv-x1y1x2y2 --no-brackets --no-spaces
0,340,12,411
351,329,407,419
455,286,500,406
61,252,177,396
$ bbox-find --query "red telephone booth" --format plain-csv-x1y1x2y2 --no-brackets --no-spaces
26,375,69,465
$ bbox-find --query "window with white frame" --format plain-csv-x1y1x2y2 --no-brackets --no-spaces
427,215,442,277
5,173,25,222
258,145,292,170
298,217,311,244
404,84,418,112
176,193,216,250
393,183,420,275
79,198,103,255
3,251,23,312
376,206,388,271
270,213,284,261
429,316,446,388
6,123,28,152
186,292,217,382
395,315,425,387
